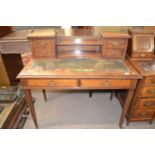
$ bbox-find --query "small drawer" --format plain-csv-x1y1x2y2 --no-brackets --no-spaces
106,39,127,48
80,79,132,88
26,79,78,87
131,52,153,59
135,98,155,109
103,49,123,57
31,39,55,58
140,86,155,97
130,109,154,121
143,77,155,85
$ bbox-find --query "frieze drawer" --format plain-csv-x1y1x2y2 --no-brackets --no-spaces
80,79,132,88
24,79,78,87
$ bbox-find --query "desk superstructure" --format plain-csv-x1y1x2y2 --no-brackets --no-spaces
18,28,141,128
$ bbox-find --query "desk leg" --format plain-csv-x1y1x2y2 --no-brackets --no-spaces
24,89,38,128
119,89,134,128
42,89,47,102
89,91,93,98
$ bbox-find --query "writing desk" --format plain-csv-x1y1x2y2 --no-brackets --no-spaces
17,58,140,128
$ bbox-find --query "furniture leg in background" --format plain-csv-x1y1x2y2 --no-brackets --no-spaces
42,89,47,102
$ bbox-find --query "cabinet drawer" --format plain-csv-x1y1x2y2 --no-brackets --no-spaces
140,86,155,97
135,98,155,109
106,39,127,48
131,52,153,59
131,109,154,121
26,79,78,87
80,79,132,88
144,77,155,85
31,39,55,58
103,49,123,57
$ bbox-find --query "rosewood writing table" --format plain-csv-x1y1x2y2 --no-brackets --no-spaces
17,28,141,128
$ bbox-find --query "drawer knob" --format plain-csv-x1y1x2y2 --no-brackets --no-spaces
103,81,110,88
144,102,155,107
140,54,146,58
112,41,119,47
49,81,56,86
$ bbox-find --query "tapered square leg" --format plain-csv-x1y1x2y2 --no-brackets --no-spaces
119,89,134,129
24,89,38,128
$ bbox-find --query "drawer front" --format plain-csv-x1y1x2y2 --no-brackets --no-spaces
131,52,153,59
140,86,155,97
0,41,30,54
106,39,127,48
135,98,155,109
25,79,78,87
130,109,154,121
31,39,55,58
144,77,155,85
80,79,132,88
103,49,124,57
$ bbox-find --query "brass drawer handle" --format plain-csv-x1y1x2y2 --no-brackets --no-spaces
149,89,155,94
140,112,148,117
144,102,155,107
140,54,146,58
49,81,56,86
112,41,119,47
103,81,110,88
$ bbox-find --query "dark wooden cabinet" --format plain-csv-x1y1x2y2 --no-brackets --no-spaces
1,54,23,85
0,27,31,128
0,29,31,85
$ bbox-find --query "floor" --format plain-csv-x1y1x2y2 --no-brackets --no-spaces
24,90,155,129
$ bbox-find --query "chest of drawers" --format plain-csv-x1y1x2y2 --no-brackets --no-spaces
127,61,155,123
